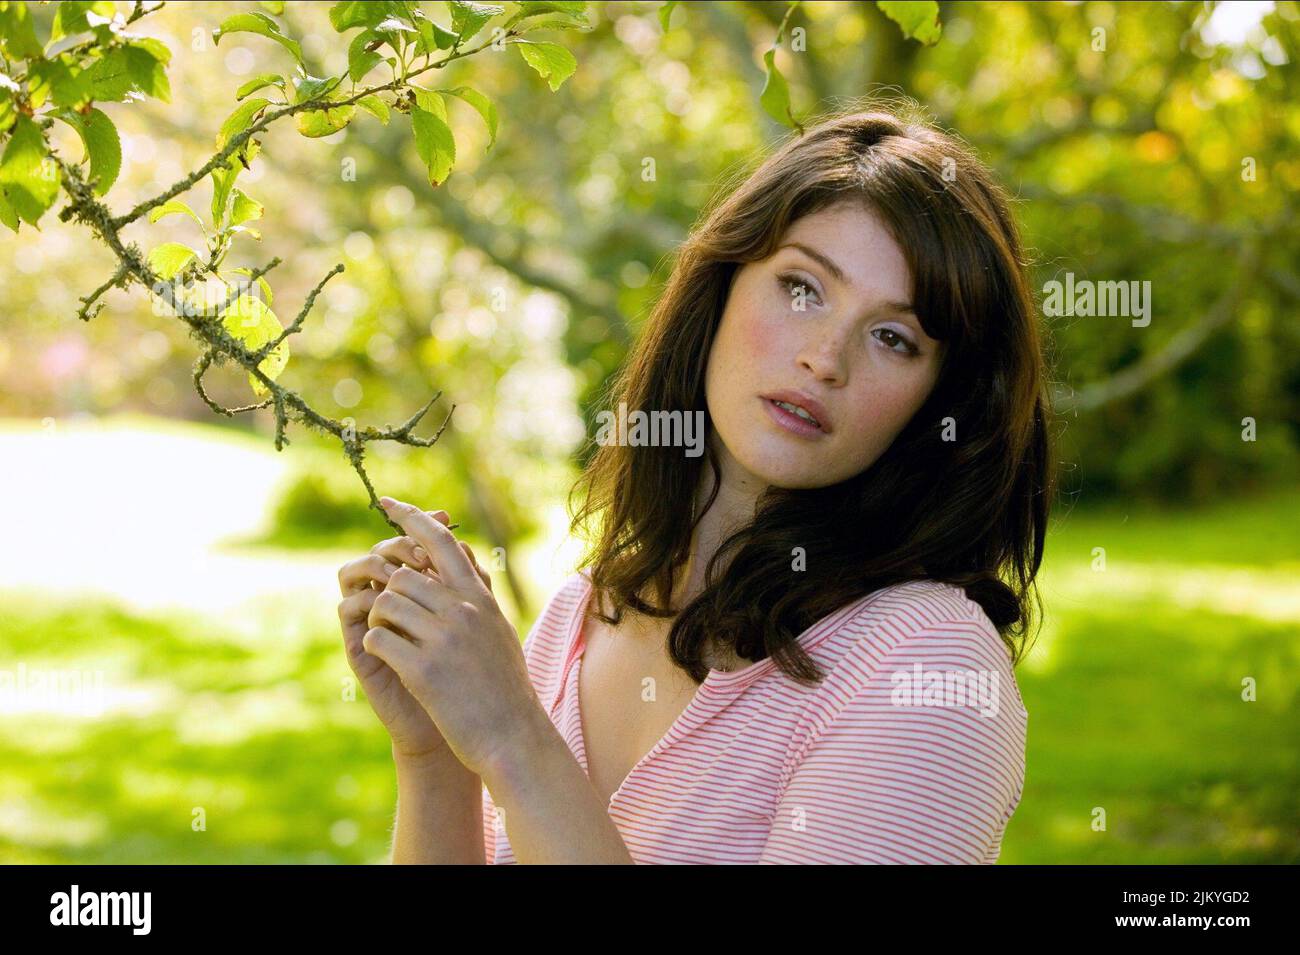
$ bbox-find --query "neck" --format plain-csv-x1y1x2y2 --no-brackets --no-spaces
670,444,764,608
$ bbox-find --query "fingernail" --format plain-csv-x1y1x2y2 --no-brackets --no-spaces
381,562,398,578
412,546,428,564
379,497,395,509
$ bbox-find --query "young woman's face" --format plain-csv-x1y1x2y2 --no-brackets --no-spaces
704,200,944,492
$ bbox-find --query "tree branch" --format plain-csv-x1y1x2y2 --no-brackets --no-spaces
55,156,451,535
1052,242,1263,414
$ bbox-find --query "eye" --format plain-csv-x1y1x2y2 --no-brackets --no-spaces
872,327,918,355
777,272,822,308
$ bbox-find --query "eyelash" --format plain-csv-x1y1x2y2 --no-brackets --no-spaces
776,273,918,356
778,273,822,306
872,327,919,356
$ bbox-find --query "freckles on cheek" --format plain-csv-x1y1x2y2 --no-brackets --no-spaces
735,308,786,373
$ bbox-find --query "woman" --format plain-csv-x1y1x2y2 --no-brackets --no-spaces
335,102,1056,864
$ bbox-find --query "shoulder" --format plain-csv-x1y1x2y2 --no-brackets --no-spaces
780,580,1029,856
827,579,1022,690
795,578,1029,765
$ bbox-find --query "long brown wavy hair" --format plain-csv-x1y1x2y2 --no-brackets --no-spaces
569,101,1058,686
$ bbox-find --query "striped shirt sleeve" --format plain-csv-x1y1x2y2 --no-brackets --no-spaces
757,618,1028,865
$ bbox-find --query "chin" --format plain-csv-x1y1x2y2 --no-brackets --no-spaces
728,440,845,491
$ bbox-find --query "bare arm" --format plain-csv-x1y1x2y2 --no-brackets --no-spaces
389,744,486,864
478,711,635,865
368,498,633,864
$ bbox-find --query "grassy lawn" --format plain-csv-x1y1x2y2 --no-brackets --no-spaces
0,487,1295,863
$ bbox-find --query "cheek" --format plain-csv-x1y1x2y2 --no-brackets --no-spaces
712,291,784,383
839,373,931,457
734,296,795,371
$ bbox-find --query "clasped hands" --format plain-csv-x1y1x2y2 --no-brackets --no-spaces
358,496,547,780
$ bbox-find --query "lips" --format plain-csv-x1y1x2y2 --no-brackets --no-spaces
759,389,833,434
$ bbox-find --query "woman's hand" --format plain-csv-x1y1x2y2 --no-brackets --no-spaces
337,509,460,761
363,496,547,781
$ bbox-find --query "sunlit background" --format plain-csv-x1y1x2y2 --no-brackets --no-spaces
1,0,1297,863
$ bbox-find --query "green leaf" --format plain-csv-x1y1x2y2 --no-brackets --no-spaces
147,242,197,281
229,267,274,307
124,39,172,101
0,1,44,60
222,295,289,396
52,1,113,41
209,146,256,230
511,1,586,20
514,40,577,92
658,1,677,32
86,48,133,101
374,16,417,37
518,1,587,12
259,0,286,14
411,85,446,119
296,103,355,137
132,36,174,65
449,1,503,42
347,30,384,82
411,104,455,186
230,188,263,226
59,107,120,195
292,74,344,104
411,9,458,53
213,12,304,66
26,59,94,110
0,188,19,232
235,73,285,100
329,1,401,32
356,94,390,124
148,199,205,228
85,42,171,102
0,114,59,225
759,47,797,129
217,97,273,149
511,1,590,33
876,0,942,46
439,85,497,150
0,85,14,133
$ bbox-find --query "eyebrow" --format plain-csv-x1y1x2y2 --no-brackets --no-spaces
777,241,916,316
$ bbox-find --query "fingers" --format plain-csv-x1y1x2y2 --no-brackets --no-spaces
362,626,422,678
338,587,381,657
371,536,433,577
460,540,493,593
368,582,454,639
338,586,380,627
338,554,399,597
370,511,450,572
379,498,478,587
381,566,459,617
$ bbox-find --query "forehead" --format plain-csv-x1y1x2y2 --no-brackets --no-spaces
779,201,911,297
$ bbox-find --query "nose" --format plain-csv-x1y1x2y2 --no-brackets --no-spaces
797,329,849,387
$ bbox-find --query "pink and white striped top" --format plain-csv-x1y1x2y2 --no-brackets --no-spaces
481,570,1028,864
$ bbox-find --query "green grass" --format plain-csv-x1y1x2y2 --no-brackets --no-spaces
0,488,1296,863
1002,602,1298,863
0,600,401,863
999,485,1300,863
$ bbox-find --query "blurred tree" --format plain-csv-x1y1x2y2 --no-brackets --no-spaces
3,0,1296,540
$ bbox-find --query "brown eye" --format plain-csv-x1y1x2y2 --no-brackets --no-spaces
873,327,917,355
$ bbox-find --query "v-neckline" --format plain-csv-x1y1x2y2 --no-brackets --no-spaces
567,580,718,811
554,574,924,810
